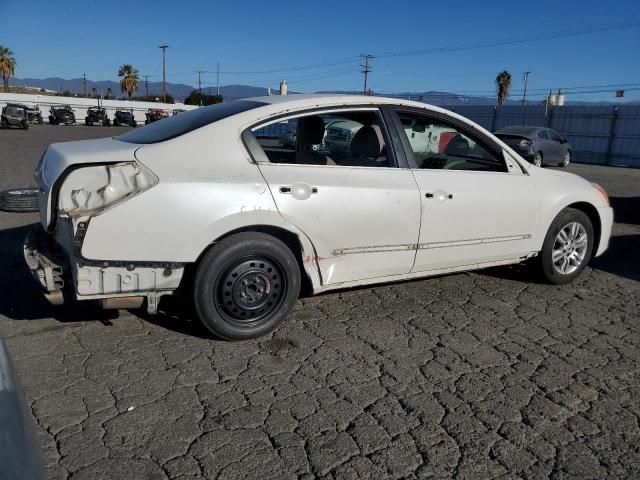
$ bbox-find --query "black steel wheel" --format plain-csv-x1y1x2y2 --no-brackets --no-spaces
194,232,301,340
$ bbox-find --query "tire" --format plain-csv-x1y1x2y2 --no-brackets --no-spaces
132,121,137,128
0,188,40,212
22,122,29,130
559,150,571,167
535,208,594,285
532,151,543,167
193,232,301,340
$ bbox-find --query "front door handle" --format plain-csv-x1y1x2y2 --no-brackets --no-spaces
280,182,318,200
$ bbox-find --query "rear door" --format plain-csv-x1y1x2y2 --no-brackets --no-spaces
246,107,422,286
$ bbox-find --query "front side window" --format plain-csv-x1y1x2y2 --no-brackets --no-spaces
250,109,396,168
395,110,507,172
537,130,549,139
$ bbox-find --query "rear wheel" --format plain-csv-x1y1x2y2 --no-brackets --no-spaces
535,208,594,284
193,232,301,340
532,152,543,167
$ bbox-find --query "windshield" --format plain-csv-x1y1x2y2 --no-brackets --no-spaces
117,100,265,144
5,107,23,116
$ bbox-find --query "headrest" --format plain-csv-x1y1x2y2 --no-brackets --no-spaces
350,125,384,158
297,116,326,147
443,134,469,156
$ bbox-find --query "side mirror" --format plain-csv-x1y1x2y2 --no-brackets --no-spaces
561,136,568,143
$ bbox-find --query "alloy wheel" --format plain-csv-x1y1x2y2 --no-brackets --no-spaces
552,222,588,275
563,151,571,167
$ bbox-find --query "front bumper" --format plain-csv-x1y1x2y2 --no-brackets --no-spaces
595,206,613,257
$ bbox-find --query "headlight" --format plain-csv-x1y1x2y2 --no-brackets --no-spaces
591,182,610,207
58,162,157,215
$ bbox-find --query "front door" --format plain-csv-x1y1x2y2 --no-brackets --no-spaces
248,107,421,286
393,108,541,272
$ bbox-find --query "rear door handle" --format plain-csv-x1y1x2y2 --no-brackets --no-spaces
279,183,318,200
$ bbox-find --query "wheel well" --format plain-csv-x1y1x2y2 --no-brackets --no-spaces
567,202,601,253
183,225,314,295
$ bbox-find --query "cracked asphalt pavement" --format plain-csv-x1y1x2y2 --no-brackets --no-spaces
1,125,639,479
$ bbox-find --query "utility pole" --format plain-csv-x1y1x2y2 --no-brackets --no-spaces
195,71,204,105
522,71,531,104
216,62,220,96
360,54,373,95
144,75,150,97
83,73,88,98
159,45,169,102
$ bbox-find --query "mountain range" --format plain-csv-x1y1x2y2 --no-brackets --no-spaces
10,77,637,106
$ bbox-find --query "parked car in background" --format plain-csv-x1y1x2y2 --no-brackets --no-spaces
85,107,110,127
24,105,44,125
113,109,137,127
0,104,29,129
8,95,612,341
494,126,571,167
48,105,76,125
172,109,186,116
145,108,169,124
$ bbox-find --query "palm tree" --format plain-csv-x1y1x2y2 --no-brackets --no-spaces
0,45,17,93
496,70,512,106
118,64,139,101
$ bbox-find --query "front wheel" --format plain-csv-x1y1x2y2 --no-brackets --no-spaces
536,208,594,284
193,232,301,340
559,150,571,167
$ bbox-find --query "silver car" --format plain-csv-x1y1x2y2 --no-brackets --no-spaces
494,126,572,167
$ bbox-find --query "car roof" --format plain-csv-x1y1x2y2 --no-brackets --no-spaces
495,125,544,135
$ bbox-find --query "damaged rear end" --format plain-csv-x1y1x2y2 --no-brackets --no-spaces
19,137,183,312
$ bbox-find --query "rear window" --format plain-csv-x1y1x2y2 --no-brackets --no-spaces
116,100,265,144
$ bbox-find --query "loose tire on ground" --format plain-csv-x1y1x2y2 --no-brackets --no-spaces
0,188,40,212
535,207,594,284
193,232,301,340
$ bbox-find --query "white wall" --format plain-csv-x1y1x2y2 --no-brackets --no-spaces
0,92,198,124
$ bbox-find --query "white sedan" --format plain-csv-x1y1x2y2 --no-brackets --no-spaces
19,95,612,339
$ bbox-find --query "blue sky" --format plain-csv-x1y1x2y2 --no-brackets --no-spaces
2,0,639,101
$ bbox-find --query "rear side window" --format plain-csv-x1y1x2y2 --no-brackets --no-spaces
116,100,265,144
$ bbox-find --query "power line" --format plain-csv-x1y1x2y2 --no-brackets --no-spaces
374,19,640,59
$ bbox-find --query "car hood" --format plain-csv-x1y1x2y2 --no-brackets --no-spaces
37,137,142,228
